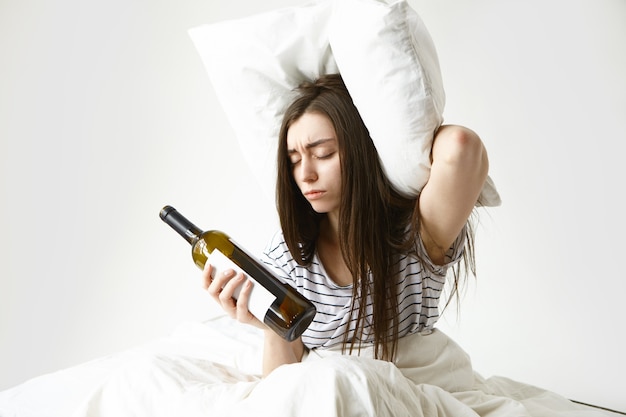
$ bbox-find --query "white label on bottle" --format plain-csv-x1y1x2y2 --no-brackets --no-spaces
208,249,277,321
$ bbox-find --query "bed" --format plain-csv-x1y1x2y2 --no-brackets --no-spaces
0,313,620,416
1,1,620,415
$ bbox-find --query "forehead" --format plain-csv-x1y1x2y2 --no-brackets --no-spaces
286,112,336,147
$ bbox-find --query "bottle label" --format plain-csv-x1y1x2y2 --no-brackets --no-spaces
208,249,277,321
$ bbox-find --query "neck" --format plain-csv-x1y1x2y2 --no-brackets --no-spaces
320,213,340,245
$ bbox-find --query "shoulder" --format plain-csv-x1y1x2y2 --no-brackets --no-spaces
263,230,289,259
260,230,298,283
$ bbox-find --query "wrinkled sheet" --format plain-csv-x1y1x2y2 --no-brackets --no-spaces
0,316,615,417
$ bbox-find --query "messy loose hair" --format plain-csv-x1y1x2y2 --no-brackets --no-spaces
276,74,475,360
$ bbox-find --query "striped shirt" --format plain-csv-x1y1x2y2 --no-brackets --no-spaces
260,229,466,350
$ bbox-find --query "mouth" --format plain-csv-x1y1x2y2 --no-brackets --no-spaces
304,190,325,200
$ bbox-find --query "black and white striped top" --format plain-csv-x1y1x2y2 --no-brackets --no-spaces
260,230,465,350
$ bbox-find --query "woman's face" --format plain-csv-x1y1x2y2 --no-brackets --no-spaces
286,111,342,216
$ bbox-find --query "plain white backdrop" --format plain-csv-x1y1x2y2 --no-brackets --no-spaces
1,0,624,412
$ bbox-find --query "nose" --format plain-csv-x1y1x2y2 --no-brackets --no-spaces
297,157,317,183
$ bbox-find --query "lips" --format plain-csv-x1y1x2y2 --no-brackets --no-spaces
304,190,325,200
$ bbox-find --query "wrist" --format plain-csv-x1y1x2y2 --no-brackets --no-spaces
263,328,289,345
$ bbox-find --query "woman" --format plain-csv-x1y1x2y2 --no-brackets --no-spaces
203,74,489,377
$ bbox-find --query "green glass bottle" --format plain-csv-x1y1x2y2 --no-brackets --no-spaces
159,205,316,342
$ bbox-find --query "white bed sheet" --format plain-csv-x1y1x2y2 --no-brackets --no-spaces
0,315,618,417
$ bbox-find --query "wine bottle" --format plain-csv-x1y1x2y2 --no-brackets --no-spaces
159,205,316,342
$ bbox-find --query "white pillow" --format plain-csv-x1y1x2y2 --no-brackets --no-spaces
329,0,445,198
188,1,338,202
189,0,500,206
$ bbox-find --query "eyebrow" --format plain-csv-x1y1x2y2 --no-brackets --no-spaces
287,138,336,155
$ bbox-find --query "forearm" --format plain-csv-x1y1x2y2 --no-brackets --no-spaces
262,330,305,377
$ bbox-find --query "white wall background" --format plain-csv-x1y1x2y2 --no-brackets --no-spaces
1,0,624,412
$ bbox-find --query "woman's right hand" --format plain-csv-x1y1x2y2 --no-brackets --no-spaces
202,263,304,376
202,263,266,330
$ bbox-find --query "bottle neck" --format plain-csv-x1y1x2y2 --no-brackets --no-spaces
159,206,203,245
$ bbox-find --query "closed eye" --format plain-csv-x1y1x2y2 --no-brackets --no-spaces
287,138,337,166
314,151,335,160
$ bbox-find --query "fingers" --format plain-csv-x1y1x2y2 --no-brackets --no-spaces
217,272,245,315
202,262,213,290
203,262,237,299
236,279,254,319
203,264,249,319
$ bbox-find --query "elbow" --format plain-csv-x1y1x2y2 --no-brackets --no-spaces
435,125,489,179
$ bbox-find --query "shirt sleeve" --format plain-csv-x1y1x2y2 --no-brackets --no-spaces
416,224,467,276
259,230,296,287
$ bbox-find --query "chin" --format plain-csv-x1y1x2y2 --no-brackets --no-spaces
311,204,339,215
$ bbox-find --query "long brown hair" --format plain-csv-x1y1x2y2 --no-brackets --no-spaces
276,74,474,360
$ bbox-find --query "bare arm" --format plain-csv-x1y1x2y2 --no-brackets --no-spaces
418,125,489,264
262,331,305,376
